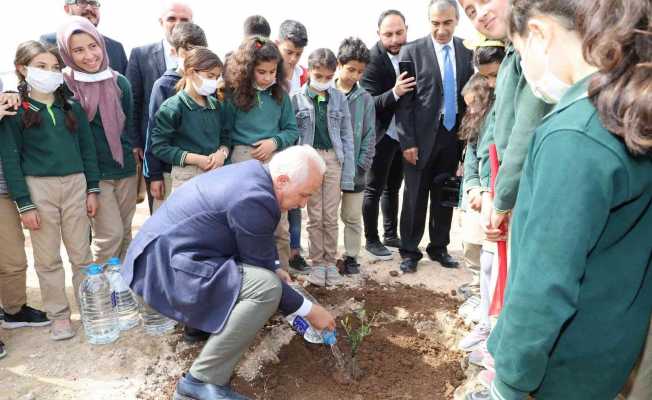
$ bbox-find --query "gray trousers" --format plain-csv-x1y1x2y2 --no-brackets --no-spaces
189,265,282,385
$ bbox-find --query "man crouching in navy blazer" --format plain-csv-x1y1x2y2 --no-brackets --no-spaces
120,145,335,400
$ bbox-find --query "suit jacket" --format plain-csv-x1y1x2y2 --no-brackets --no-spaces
126,41,167,149
120,160,303,333
360,41,400,144
396,35,474,169
40,32,128,75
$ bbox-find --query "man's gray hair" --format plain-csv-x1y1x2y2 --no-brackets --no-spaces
160,1,193,18
428,0,459,19
269,145,326,185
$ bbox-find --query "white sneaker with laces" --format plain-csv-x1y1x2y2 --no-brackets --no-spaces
325,265,343,286
458,324,490,351
307,266,327,287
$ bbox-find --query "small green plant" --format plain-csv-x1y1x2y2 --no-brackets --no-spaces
341,309,376,359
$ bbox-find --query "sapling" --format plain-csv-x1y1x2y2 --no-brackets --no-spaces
341,308,376,379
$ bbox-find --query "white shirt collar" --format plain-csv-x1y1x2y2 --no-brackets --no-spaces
162,39,178,70
431,36,455,54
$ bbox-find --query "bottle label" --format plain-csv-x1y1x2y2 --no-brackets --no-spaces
111,291,117,308
292,316,310,336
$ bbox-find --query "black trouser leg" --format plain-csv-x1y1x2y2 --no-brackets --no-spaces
363,136,401,243
381,147,403,240
145,180,154,215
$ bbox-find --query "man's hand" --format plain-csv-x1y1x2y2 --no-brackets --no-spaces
403,147,418,165
21,209,41,231
86,193,99,217
468,188,482,212
0,93,20,111
305,304,336,331
150,180,165,200
394,71,416,98
251,139,277,162
275,268,292,284
0,102,17,120
132,147,144,163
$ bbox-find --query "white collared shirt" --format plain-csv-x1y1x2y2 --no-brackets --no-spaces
288,64,304,97
163,39,178,70
386,52,401,141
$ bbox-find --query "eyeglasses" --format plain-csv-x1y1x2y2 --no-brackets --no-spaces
71,0,101,8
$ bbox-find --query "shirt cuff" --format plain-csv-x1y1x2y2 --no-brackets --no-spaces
87,181,100,194
179,151,189,167
294,298,313,318
16,197,36,214
392,88,400,101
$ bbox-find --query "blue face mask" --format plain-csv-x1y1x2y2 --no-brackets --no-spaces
519,34,571,104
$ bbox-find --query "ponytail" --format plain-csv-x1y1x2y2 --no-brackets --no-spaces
579,0,651,156
17,80,42,129
55,85,78,133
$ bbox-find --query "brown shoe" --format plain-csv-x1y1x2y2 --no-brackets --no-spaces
51,319,75,341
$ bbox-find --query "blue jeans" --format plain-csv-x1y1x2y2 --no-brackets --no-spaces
288,208,302,250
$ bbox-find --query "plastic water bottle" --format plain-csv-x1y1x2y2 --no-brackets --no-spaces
79,263,120,345
105,257,139,331
141,301,176,336
286,283,336,345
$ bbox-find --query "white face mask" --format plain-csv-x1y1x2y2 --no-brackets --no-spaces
193,75,218,96
519,34,571,104
26,66,64,94
310,78,334,92
255,79,276,91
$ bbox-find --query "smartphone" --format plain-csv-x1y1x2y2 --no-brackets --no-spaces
398,61,416,81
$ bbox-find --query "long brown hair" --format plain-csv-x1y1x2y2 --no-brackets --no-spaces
579,0,651,156
459,74,495,143
175,46,223,93
14,40,77,133
224,36,287,111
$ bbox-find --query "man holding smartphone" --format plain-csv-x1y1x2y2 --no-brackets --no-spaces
360,10,416,261
395,0,474,273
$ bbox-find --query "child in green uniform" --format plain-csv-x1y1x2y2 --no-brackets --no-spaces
0,41,101,341
292,48,355,287
467,0,652,398
223,36,300,271
334,38,375,275
151,47,229,190
57,17,137,264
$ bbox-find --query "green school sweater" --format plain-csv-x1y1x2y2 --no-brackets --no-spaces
0,98,101,213
150,90,229,166
487,75,652,400
223,90,299,151
308,88,333,150
478,45,552,211
463,105,495,192
89,74,137,180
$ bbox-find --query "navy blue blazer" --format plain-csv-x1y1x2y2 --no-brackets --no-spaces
40,32,128,75
121,160,304,333
126,41,167,150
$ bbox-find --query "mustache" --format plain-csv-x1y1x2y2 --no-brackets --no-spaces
82,10,97,18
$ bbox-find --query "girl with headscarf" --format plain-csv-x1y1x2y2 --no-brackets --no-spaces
57,16,137,263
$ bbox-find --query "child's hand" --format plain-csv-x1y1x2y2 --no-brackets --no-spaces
150,180,166,200
251,139,277,162
468,188,482,212
0,93,20,111
186,153,213,171
0,102,17,121
86,193,99,217
209,151,226,169
21,209,41,230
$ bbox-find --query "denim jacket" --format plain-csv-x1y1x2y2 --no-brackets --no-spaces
291,84,355,191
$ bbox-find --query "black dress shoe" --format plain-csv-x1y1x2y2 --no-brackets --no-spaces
399,258,418,273
382,237,402,248
428,250,459,268
183,326,210,344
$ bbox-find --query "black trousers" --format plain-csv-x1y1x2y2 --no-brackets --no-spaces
399,125,462,260
362,135,404,243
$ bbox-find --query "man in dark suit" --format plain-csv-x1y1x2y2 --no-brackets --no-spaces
360,10,415,261
396,0,474,273
121,146,335,400
40,0,128,75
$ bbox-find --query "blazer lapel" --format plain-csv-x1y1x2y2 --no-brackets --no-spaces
425,36,443,94
152,41,166,76
453,37,466,95
378,42,397,80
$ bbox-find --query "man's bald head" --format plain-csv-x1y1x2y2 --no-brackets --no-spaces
160,1,193,43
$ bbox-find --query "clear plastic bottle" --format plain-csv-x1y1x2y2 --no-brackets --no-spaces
105,257,140,331
286,283,336,345
140,301,176,336
79,263,120,345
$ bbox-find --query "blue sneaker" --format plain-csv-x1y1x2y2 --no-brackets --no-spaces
173,373,251,400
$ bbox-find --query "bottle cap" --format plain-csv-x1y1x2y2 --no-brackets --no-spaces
322,330,337,345
86,264,103,275
107,257,121,266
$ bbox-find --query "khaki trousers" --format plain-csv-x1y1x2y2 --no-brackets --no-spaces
0,194,28,314
307,149,342,266
190,265,282,385
152,172,172,212
231,145,290,270
25,174,93,320
622,319,652,399
92,175,137,264
171,165,203,192
340,191,363,259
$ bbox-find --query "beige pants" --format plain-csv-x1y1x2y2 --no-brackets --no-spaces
340,191,363,259
621,319,652,399
307,149,342,266
231,145,290,269
92,175,138,264
25,174,93,320
0,194,29,314
171,165,203,191
152,172,172,212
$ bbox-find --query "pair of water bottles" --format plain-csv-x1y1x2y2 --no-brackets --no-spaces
79,258,175,345
286,283,336,345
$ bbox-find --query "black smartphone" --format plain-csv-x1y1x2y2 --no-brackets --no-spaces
398,61,416,81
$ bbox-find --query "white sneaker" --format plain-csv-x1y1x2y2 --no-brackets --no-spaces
325,265,343,286
458,325,490,351
307,266,327,287
458,295,481,319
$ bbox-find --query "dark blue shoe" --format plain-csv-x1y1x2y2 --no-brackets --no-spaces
399,258,418,273
173,373,251,400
